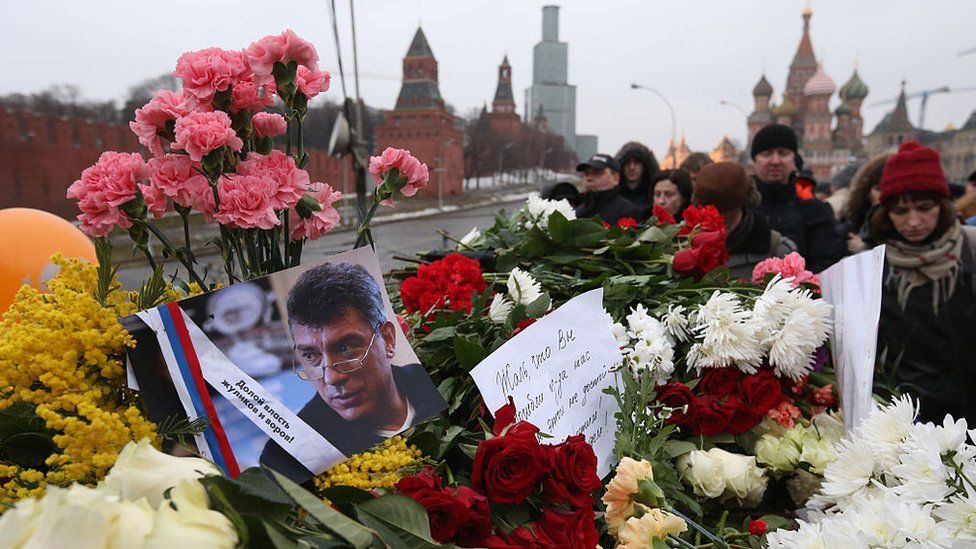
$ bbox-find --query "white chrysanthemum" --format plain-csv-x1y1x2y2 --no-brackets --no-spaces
488,294,513,324
627,337,675,385
662,304,690,342
522,192,575,229
752,276,832,381
766,517,866,549
811,409,846,445
687,291,763,373
506,267,544,307
808,438,881,509
890,442,953,504
605,311,630,347
933,492,976,541
458,227,482,247
858,395,919,470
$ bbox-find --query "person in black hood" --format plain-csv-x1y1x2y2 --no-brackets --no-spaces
614,141,660,217
750,124,844,272
574,154,641,225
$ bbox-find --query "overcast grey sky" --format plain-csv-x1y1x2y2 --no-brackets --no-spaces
2,1,975,156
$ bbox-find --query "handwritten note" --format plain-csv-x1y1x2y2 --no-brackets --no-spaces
470,289,623,477
820,244,886,432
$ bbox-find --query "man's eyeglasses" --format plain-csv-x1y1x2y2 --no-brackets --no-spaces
293,327,379,380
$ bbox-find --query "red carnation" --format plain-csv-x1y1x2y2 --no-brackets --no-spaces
739,370,783,416
653,204,676,225
617,216,639,228
688,395,733,436
541,434,602,507
400,253,487,317
678,204,725,236
749,519,768,536
471,422,545,504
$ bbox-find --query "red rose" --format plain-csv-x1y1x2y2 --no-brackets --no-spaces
678,204,725,236
739,370,783,415
511,317,537,336
452,486,492,547
749,519,768,536
485,525,555,548
653,204,676,225
617,216,639,228
722,395,763,434
691,230,729,273
688,396,733,436
541,434,602,507
568,505,599,548
396,469,468,543
699,368,742,399
471,425,545,504
492,397,517,436
672,247,700,276
656,382,695,424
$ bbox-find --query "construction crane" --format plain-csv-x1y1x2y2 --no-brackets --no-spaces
871,85,976,130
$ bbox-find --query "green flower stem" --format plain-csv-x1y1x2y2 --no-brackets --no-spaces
143,222,207,288
218,226,237,285
280,214,289,268
354,198,381,249
140,246,159,272
230,231,249,281
176,206,196,264
666,506,728,549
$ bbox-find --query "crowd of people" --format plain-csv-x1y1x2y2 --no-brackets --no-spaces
572,123,976,423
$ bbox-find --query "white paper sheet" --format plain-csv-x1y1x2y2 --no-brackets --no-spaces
820,245,886,432
469,289,623,477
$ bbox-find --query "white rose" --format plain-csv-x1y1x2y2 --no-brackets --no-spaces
711,448,768,507
0,495,42,548
102,438,220,509
143,479,238,549
755,434,800,473
799,438,836,474
677,450,725,499
107,499,156,549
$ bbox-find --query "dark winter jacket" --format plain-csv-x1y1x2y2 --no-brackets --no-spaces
878,228,976,424
575,188,642,225
614,142,660,217
752,176,845,272
725,209,798,280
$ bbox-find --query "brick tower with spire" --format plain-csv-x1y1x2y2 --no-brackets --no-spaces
375,27,464,198
488,55,521,137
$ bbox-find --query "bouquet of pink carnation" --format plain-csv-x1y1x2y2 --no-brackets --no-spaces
752,252,820,290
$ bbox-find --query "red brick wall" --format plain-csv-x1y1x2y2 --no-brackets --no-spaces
0,109,354,219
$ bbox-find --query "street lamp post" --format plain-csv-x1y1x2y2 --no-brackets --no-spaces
631,83,677,167
538,146,554,184
498,142,514,186
719,99,748,118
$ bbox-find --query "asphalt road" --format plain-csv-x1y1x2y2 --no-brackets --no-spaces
116,199,525,289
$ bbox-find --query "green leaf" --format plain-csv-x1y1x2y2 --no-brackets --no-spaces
321,486,375,506
547,211,571,243
264,523,300,549
567,219,607,247
424,326,456,343
756,514,793,532
524,292,551,318
662,439,698,459
636,226,667,243
0,433,57,470
269,469,377,549
200,468,294,521
354,495,440,549
453,335,487,371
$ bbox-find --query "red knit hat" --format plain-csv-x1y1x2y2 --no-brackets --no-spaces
878,141,948,203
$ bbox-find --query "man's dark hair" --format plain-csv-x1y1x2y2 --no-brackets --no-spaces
287,262,387,329
968,169,976,184
679,153,714,174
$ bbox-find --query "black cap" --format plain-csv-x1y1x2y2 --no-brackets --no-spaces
750,123,798,159
576,153,620,173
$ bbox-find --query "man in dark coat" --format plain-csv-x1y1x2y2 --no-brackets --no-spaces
260,262,445,482
574,153,641,225
750,124,845,272
615,141,660,217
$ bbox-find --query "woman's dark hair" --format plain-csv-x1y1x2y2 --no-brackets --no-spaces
842,153,891,230
650,169,693,209
868,191,956,244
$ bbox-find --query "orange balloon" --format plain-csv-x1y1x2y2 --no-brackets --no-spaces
0,208,98,314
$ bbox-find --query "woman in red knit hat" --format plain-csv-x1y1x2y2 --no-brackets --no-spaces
869,140,976,423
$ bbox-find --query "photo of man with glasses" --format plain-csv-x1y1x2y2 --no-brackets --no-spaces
259,261,445,478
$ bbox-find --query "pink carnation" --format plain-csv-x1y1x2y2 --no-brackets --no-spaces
173,111,243,162
244,30,319,84
147,154,213,214
368,147,429,201
289,182,342,241
767,400,802,429
174,47,250,109
295,66,330,98
231,75,275,113
251,112,287,138
129,90,189,157
236,150,309,210
66,151,150,237
140,183,167,218
752,252,819,288
215,173,279,230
